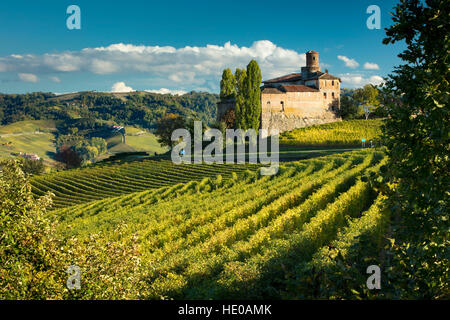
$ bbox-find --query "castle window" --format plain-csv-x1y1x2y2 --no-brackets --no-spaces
332,81,334,86
281,101,285,112
332,92,335,98
323,92,327,98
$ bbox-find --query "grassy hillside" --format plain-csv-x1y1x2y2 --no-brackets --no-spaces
122,126,168,154
280,119,383,147
0,120,58,164
0,120,168,165
50,149,388,299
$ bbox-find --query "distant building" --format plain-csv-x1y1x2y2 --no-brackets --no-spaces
18,152,41,160
217,50,342,135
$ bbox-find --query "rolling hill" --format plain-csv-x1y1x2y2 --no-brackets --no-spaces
47,148,388,299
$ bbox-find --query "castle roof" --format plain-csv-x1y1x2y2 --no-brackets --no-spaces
280,85,319,92
263,73,302,84
307,71,341,81
261,85,319,93
263,71,341,84
261,86,284,94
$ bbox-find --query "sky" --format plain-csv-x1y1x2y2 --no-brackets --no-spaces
0,0,406,94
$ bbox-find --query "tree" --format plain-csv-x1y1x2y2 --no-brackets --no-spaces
339,95,361,119
222,108,236,129
56,145,82,168
220,68,236,100
155,113,186,148
0,159,60,299
380,0,449,298
234,68,247,129
19,158,45,175
240,60,262,131
353,84,380,120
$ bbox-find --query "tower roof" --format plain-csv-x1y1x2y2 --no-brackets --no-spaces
307,50,318,54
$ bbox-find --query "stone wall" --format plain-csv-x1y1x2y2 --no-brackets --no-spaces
261,110,341,136
260,90,341,135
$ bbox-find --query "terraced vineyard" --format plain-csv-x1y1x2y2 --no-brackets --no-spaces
31,159,260,209
53,149,389,299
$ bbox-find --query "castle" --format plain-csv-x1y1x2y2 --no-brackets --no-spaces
217,50,342,135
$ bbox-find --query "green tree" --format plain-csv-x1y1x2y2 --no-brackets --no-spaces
19,158,45,176
339,95,361,119
0,159,60,299
220,68,236,100
155,113,186,148
234,68,247,129
353,84,380,120
380,0,449,298
240,60,262,131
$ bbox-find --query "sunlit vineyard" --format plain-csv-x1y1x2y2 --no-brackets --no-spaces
52,149,389,299
31,160,260,209
280,119,383,147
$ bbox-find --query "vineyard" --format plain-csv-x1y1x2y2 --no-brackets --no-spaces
280,119,383,147
31,160,260,209
51,148,389,299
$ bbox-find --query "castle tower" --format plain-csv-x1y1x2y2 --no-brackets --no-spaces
301,50,321,79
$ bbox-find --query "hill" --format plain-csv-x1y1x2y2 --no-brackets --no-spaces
0,120,59,165
0,120,168,165
0,91,219,129
50,149,389,299
31,159,260,208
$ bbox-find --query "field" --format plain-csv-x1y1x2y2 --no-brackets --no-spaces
43,148,389,299
0,121,168,164
122,126,168,154
280,119,383,147
0,120,59,164
31,159,260,209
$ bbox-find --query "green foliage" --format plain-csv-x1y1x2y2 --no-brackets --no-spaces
220,69,236,100
340,95,364,120
155,113,186,148
19,158,45,176
380,0,449,299
0,159,155,300
241,60,262,131
234,68,247,129
353,85,381,120
0,91,219,129
0,159,59,299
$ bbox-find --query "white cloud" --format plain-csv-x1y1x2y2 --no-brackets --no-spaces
18,73,39,83
111,81,134,93
0,41,306,91
368,75,385,85
49,76,61,83
145,88,187,95
364,62,380,70
337,55,359,69
340,73,385,87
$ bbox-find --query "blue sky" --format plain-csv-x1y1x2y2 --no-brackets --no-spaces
0,0,406,94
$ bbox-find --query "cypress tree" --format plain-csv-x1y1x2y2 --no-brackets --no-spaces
234,68,247,129
219,68,236,100
242,60,262,131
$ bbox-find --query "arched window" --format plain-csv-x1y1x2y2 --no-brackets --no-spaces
280,101,285,112
332,81,334,86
